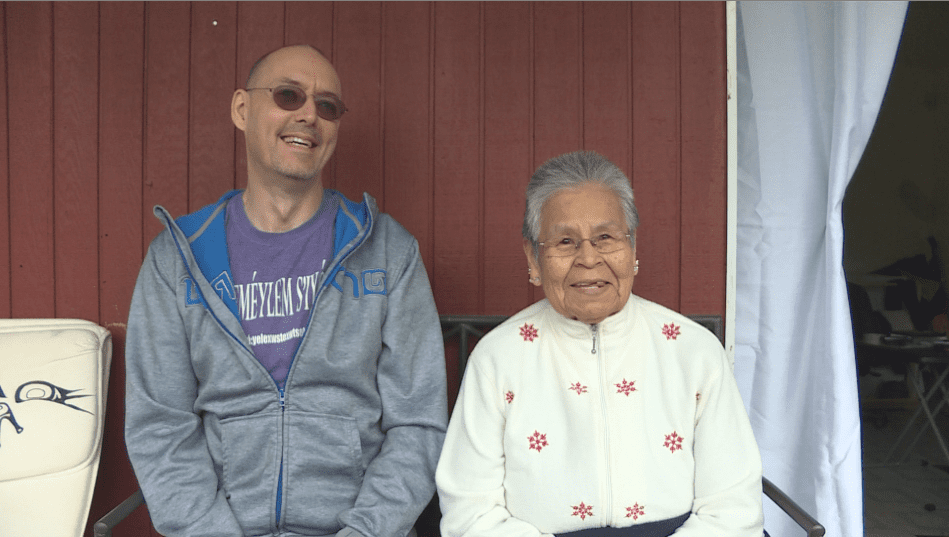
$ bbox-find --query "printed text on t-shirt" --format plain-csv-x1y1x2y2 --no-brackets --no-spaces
235,269,324,321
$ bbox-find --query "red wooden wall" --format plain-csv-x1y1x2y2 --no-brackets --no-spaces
0,2,726,534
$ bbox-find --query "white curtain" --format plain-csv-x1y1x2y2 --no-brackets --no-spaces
735,2,907,537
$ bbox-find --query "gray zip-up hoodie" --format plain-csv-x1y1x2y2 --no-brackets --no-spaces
125,190,448,537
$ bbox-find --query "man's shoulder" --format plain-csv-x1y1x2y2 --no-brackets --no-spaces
372,213,415,241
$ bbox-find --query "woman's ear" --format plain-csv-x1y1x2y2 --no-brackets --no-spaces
231,89,249,132
523,239,543,287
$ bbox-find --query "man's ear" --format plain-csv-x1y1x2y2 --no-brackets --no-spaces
523,239,543,287
231,89,249,132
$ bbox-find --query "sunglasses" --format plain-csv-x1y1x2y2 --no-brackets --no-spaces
245,85,348,121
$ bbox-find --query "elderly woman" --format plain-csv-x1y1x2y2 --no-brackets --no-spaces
435,151,764,537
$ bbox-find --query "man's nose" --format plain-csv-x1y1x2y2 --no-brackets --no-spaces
294,95,320,124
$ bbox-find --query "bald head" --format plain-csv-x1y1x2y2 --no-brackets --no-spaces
246,44,331,88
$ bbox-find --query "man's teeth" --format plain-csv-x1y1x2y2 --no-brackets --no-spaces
283,136,313,147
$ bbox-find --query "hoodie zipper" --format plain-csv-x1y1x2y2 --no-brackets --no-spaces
275,388,285,525
273,205,373,530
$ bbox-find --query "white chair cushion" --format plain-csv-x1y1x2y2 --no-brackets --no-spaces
0,319,112,537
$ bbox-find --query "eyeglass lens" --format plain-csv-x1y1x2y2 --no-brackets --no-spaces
542,235,629,257
271,86,345,121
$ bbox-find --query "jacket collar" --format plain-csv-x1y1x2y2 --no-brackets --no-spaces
542,293,639,340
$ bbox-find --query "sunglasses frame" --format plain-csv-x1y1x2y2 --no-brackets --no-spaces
245,85,348,121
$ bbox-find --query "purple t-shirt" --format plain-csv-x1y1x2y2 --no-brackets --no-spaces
225,192,337,388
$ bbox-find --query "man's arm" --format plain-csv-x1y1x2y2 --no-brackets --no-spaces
337,238,449,537
125,233,245,537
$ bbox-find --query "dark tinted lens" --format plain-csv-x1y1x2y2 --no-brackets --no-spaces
272,86,306,111
316,98,344,120
316,95,346,121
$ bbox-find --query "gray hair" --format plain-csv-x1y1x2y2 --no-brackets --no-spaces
523,151,639,253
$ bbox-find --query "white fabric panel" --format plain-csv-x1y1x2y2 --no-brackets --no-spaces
0,319,112,537
735,3,907,537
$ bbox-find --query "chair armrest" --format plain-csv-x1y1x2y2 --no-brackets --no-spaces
93,489,145,537
762,477,825,537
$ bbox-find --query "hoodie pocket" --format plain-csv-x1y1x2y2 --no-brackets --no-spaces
282,411,364,534
220,412,280,536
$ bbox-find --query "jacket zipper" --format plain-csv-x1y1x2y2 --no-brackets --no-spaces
591,324,598,354
593,323,613,525
273,205,373,530
276,388,285,526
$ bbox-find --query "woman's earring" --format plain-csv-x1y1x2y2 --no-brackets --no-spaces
634,260,640,274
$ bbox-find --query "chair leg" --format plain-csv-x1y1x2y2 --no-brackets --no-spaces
93,489,145,537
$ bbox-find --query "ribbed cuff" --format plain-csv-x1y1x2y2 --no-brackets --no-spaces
336,526,369,537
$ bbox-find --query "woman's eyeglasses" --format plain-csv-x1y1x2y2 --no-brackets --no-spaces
538,233,632,258
245,85,347,121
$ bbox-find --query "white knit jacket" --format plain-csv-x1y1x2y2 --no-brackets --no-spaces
436,295,764,537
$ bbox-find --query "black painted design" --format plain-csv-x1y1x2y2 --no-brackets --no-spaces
15,381,92,415
0,402,25,447
0,380,92,449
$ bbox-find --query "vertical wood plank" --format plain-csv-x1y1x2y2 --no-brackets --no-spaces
532,1,582,305
631,2,681,310
285,3,334,59
190,2,237,211
0,3,10,317
236,1,286,86
99,2,145,324
432,1,482,314
98,3,149,535
333,2,383,203
680,1,726,317
286,2,336,190
53,2,99,322
7,2,55,318
234,2,286,191
583,2,631,174
143,2,190,250
533,1,583,163
382,2,434,272
483,2,533,315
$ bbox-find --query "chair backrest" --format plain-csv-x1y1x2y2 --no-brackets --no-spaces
0,319,112,537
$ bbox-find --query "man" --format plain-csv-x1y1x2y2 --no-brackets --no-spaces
125,44,448,537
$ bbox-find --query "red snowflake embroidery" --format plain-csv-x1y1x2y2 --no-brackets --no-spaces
615,379,637,396
569,382,588,395
664,431,684,453
520,323,539,342
626,503,645,520
505,391,514,404
661,323,681,340
571,502,594,520
528,431,548,452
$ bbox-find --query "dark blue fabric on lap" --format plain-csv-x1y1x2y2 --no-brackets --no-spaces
554,512,690,537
